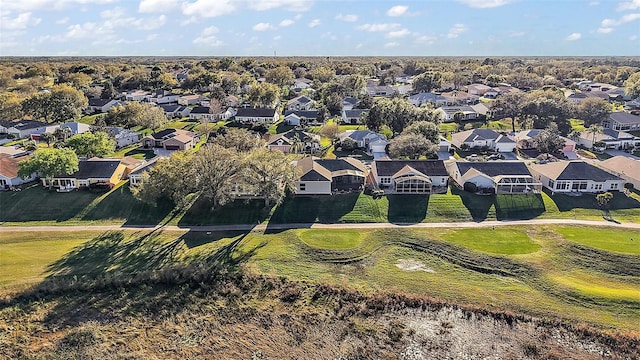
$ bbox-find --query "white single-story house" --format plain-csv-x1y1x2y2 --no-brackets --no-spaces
124,90,152,101
529,161,624,193
234,107,279,124
408,92,447,107
111,127,141,148
0,154,35,190
451,129,516,153
43,158,127,190
447,161,542,194
86,98,124,114
128,158,159,186
575,128,640,150
369,160,449,194
602,112,640,131
339,130,388,154
436,106,481,122
295,156,368,195
286,95,315,111
599,156,640,190
142,128,199,151
3,120,59,139
266,130,320,154
341,109,368,125
178,94,208,106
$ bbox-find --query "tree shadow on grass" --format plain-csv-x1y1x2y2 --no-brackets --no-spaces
317,192,360,223
387,194,429,224
82,185,174,226
178,197,271,226
450,186,494,222
269,196,321,224
8,229,263,328
494,194,545,220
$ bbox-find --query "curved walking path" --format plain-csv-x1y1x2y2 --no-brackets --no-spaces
1,219,640,232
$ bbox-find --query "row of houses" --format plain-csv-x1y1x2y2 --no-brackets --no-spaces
295,157,633,196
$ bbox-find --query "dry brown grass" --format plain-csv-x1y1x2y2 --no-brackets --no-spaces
0,266,638,360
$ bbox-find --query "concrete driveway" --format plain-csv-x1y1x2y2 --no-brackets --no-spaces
604,149,640,160
499,152,518,160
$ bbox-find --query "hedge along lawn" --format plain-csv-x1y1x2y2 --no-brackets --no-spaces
297,229,363,250
441,228,541,255
555,226,640,255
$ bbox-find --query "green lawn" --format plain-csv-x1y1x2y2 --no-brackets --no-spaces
2,225,638,331
556,226,640,255
4,183,640,227
442,228,542,255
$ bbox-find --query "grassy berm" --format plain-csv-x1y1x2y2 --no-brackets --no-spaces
1,231,638,359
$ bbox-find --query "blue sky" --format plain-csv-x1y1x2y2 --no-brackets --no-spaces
1,0,639,56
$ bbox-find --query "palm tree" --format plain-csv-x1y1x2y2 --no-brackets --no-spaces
586,125,603,149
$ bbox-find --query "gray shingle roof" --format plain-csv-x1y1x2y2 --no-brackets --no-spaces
236,107,276,117
375,160,448,177
610,112,640,125
557,162,620,181
457,162,532,178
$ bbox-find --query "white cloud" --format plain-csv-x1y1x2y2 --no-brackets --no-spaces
201,25,219,35
456,0,512,8
508,31,525,37
565,32,581,41
447,23,467,38
630,34,638,40
588,1,600,6
182,0,236,18
618,0,640,10
146,33,159,40
2,0,117,12
253,22,275,31
139,0,180,13
357,23,400,32
273,35,282,40
193,25,223,46
335,13,358,22
0,12,41,30
597,13,640,33
247,0,313,12
308,19,321,27
56,17,69,25
386,5,408,17
386,28,410,38
384,42,399,48
279,19,294,27
415,34,436,44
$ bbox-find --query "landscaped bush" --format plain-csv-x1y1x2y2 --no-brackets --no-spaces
463,182,478,193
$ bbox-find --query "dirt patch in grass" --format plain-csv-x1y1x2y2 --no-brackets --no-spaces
395,259,435,273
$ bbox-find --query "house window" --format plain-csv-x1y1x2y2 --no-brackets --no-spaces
548,180,554,188
556,181,569,190
299,183,306,191
611,183,618,190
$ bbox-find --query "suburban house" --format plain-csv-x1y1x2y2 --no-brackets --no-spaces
148,91,179,104
266,130,320,154
295,156,368,195
408,92,447,107
566,92,588,104
128,157,159,186
365,85,395,97
142,128,199,151
625,97,640,111
451,129,516,153
110,127,141,148
339,130,388,154
1,120,59,139
189,106,231,121
599,156,640,190
234,107,279,124
515,129,577,155
178,94,207,106
436,105,481,122
447,161,542,194
438,137,452,153
342,97,359,110
341,109,368,125
0,153,34,190
283,110,321,126
463,83,493,96
602,112,640,131
369,160,449,194
43,158,127,190
124,90,151,101
575,128,640,150
291,78,313,93
440,91,480,105
59,122,91,136
529,161,624,193
160,104,191,118
86,98,124,113
286,95,315,111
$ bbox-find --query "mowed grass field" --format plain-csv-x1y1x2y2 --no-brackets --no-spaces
1,225,638,331
2,184,640,226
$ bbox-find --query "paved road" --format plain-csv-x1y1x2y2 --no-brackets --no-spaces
1,219,640,232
